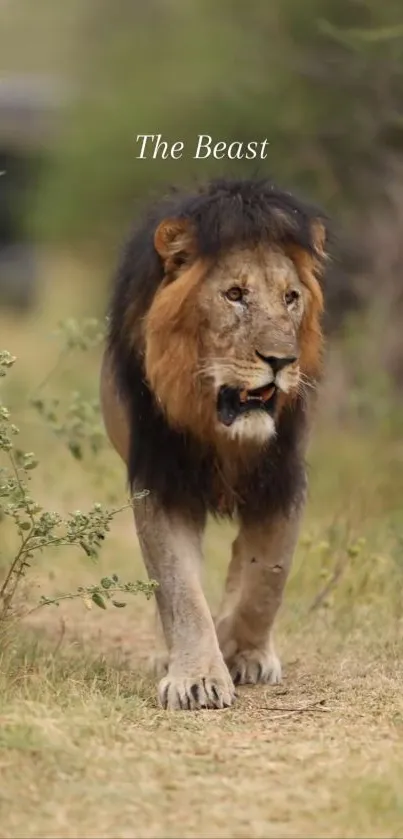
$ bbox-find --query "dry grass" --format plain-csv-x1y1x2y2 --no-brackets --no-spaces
1,252,403,838
2,613,403,839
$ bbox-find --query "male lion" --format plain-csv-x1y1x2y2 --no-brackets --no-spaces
101,178,327,711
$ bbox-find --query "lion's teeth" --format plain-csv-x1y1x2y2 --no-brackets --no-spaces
261,386,275,401
239,385,275,404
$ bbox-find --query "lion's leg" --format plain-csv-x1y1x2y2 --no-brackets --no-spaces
215,504,303,685
148,607,169,678
134,488,235,710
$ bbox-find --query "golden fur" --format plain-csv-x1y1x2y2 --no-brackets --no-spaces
102,178,328,710
143,217,325,446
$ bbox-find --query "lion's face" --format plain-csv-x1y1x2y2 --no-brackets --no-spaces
145,219,324,447
195,247,304,442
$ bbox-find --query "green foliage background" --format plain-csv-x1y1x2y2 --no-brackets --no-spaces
2,0,402,248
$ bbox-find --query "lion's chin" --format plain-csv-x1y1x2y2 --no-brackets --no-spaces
223,411,276,445
215,383,279,445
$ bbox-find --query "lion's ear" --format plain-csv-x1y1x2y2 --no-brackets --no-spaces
311,219,327,261
154,217,195,268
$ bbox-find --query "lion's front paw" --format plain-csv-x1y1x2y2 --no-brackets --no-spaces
158,665,236,711
227,647,282,686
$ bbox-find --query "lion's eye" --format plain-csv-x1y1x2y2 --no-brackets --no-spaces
285,289,300,307
225,286,244,303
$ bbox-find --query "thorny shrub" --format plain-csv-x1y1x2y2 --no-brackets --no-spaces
0,322,156,627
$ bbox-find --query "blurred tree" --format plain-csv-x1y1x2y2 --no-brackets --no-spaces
33,0,403,242
3,0,398,333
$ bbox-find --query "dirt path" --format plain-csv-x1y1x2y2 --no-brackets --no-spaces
1,595,403,839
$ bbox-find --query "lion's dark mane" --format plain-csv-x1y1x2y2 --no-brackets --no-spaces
107,177,325,522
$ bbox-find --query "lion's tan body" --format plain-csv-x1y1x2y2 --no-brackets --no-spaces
100,353,129,463
101,238,325,709
101,180,327,710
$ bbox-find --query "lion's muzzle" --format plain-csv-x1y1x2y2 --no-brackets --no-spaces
217,383,278,427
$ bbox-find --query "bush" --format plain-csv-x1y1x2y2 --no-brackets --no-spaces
0,327,156,629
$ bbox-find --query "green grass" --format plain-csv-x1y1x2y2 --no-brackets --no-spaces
1,251,403,838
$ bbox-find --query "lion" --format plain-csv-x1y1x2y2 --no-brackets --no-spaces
100,177,327,711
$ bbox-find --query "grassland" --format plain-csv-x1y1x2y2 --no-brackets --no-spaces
1,252,403,839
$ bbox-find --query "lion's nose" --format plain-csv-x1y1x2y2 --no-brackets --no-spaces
255,352,297,375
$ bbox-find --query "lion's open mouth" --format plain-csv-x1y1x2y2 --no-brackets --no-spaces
217,383,278,427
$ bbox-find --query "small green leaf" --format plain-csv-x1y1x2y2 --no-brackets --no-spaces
68,442,82,460
100,576,112,589
92,591,107,610
20,522,31,531
79,539,92,556
112,600,126,608
24,460,38,471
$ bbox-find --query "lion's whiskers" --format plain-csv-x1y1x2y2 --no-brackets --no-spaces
297,375,317,396
299,372,316,390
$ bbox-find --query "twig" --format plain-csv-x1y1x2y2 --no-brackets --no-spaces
0,533,30,603
52,618,66,656
8,450,35,529
258,698,329,714
29,346,71,400
308,554,349,612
